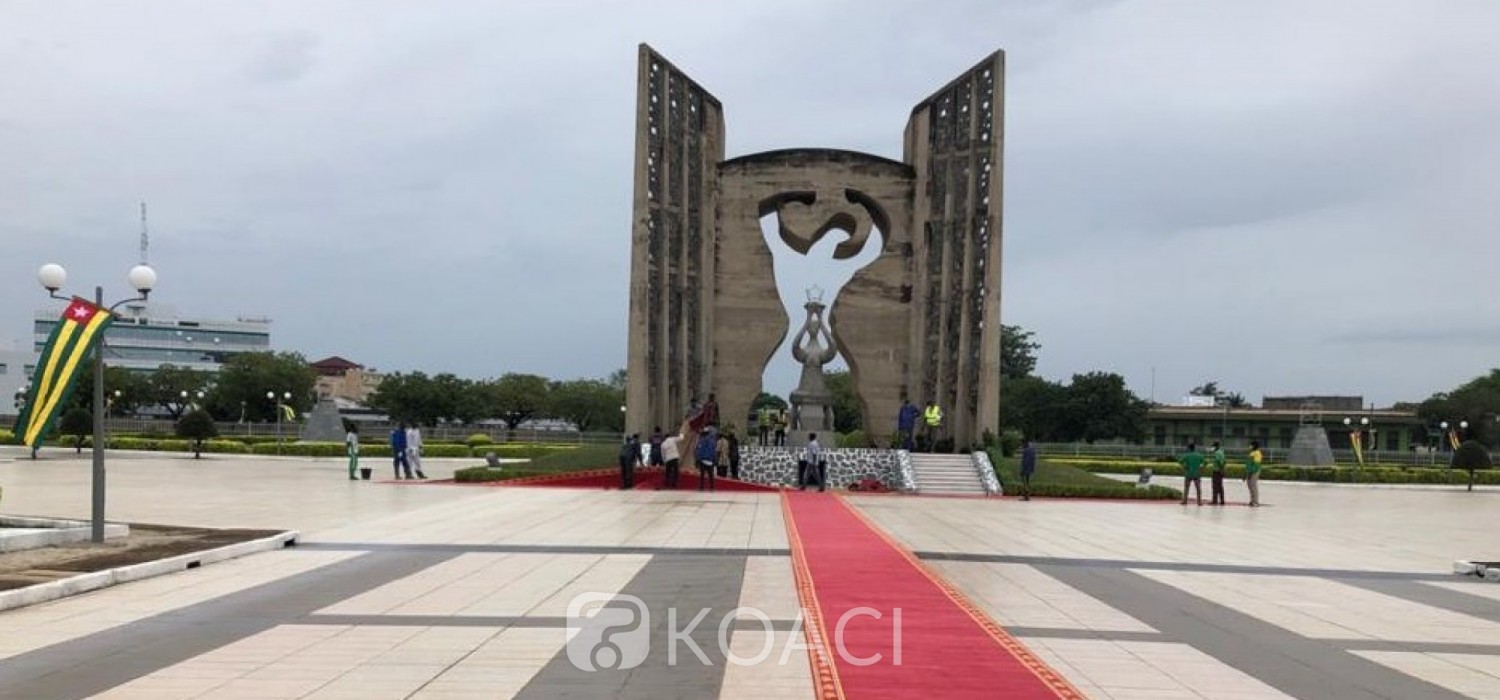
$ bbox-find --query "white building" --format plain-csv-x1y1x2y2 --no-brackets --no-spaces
32,301,272,374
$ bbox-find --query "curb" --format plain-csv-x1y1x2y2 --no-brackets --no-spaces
1454,560,1500,582
0,530,299,613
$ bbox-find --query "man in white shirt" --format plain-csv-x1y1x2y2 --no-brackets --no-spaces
405,425,428,480
345,425,360,481
661,432,682,490
800,433,825,492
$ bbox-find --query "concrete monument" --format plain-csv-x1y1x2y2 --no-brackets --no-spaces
625,44,1006,448
788,287,837,443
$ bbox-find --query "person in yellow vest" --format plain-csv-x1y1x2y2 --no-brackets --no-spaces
774,409,788,447
922,399,944,451
757,406,771,446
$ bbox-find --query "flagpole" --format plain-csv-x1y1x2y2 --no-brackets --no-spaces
34,261,156,546
91,286,106,543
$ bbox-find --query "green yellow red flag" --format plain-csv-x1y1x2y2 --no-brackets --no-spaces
12,298,115,447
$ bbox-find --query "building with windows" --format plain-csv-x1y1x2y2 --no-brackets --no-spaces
311,356,384,404
32,302,271,375
0,341,39,417
1146,396,1427,453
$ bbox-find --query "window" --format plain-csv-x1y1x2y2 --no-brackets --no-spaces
23,365,35,375
1232,426,1245,438
0,363,7,375
1153,425,1166,446
1209,425,1223,438
1386,432,1399,451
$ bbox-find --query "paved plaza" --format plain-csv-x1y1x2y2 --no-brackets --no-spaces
2,448,1500,699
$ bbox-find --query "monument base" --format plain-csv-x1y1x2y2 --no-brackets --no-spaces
1287,426,1335,467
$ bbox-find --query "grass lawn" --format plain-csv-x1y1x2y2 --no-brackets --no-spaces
989,450,1181,500
457,445,619,482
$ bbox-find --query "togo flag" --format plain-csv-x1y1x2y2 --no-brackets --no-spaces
13,298,115,448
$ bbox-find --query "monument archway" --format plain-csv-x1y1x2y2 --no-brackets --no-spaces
625,44,1005,448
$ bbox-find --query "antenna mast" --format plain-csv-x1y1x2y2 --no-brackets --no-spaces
139,202,150,265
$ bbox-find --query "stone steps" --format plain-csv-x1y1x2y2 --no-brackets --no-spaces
909,454,987,494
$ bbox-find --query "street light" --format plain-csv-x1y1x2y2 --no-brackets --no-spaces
180,389,204,412
1342,416,1371,468
35,261,155,543
268,390,291,453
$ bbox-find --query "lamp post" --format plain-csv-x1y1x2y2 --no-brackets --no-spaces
1342,416,1371,468
268,390,291,453
36,262,156,543
180,389,204,413
14,385,36,460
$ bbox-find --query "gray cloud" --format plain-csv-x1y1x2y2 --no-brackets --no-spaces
1,0,1496,408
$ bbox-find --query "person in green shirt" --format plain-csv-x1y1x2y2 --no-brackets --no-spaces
1209,441,1227,505
1244,440,1264,507
1178,442,1206,506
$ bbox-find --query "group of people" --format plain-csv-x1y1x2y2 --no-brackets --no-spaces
896,397,945,451
1177,440,1263,506
753,406,790,447
618,394,743,492
340,423,429,481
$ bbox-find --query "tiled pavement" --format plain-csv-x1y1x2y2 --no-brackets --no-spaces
3,449,1500,698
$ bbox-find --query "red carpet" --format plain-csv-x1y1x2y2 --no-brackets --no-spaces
781,491,1083,699
494,467,777,492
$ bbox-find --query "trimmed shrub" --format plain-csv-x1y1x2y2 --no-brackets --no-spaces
837,430,872,448
1454,440,1494,491
999,430,1022,458
465,433,495,447
0,429,13,444
454,467,508,483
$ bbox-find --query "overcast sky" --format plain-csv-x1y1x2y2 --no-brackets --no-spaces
3,0,1497,408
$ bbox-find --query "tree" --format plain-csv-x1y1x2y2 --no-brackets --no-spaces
1001,325,1040,380
751,392,788,412
825,370,863,433
367,372,440,425
1418,369,1500,447
1058,372,1149,443
205,352,316,423
999,375,1068,442
1190,380,1248,408
70,365,148,416
550,378,624,432
479,373,552,430
432,373,482,425
146,364,210,420
60,407,92,454
607,368,627,392
176,409,219,459
1452,439,1493,492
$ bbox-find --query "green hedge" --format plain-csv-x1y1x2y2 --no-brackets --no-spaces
0,429,13,444
1025,483,1185,500
1068,460,1500,486
465,433,494,447
473,444,577,459
108,437,194,452
454,466,507,482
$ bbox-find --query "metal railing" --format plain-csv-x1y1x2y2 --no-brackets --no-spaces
0,415,623,445
1033,441,1489,467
